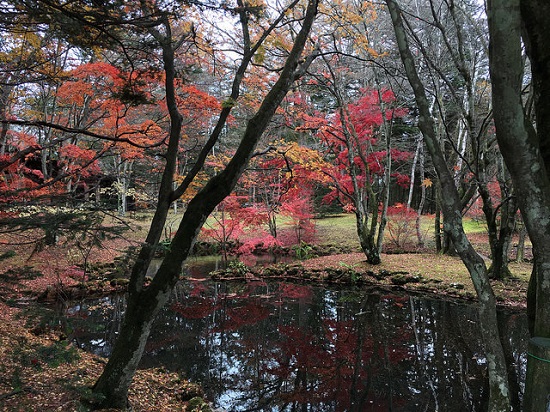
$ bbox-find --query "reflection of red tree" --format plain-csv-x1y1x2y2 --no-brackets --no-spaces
188,281,208,297
218,300,272,331
278,283,313,301
269,315,412,409
170,299,219,319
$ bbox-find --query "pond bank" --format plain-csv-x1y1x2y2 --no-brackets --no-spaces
212,252,531,310
28,252,531,310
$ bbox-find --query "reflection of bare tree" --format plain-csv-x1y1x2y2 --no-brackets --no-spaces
497,312,529,411
410,296,438,409
70,293,126,358
410,297,488,411
349,294,376,411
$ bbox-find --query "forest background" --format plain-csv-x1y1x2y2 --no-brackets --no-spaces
0,0,548,410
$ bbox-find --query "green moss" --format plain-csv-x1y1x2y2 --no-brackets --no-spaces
187,396,212,412
462,218,487,234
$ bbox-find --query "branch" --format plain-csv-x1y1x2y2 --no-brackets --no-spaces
170,0,303,201
1,119,166,149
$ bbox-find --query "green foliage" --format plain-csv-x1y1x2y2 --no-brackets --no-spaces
109,245,138,277
339,261,361,283
19,304,81,338
10,367,23,391
37,341,80,367
254,45,266,65
292,241,315,260
313,185,343,217
221,97,237,108
0,266,43,283
336,291,363,303
228,259,248,275
158,238,172,253
338,261,358,270
112,82,151,106
6,298,18,307
79,386,107,408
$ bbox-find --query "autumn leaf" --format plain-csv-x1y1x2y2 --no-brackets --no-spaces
422,178,433,188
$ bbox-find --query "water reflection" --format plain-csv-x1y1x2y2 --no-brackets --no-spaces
65,279,528,411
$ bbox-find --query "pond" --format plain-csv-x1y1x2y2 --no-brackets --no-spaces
61,259,528,411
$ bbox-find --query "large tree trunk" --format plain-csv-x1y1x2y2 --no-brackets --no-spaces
488,0,550,409
519,0,550,337
385,0,511,409
92,1,319,407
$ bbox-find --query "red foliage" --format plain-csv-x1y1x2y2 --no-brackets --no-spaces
237,233,281,255
280,194,316,245
386,203,418,248
201,195,261,247
59,144,101,178
305,88,411,212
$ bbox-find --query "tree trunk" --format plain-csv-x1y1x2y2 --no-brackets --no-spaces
376,88,393,254
0,85,13,156
514,221,526,262
435,183,442,252
385,0,511,409
356,208,381,265
488,198,517,279
407,136,421,209
488,0,550,408
520,0,550,340
92,1,319,407
489,158,518,279
415,138,426,247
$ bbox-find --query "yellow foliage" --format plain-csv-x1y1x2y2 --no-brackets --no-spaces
422,178,433,188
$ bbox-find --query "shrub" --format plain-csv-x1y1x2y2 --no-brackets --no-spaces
386,203,417,249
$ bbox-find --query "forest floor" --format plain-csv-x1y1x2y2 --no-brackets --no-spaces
0,213,533,411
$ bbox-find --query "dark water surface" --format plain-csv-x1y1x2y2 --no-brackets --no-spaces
62,259,528,411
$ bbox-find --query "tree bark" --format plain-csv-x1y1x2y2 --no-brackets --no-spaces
434,182,442,252
92,0,319,407
488,0,550,341
488,0,550,409
385,0,511,409
489,158,518,279
521,0,550,170
514,221,526,262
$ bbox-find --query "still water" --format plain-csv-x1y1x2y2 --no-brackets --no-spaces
63,259,528,411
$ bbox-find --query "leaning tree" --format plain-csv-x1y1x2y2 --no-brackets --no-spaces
385,0,512,409
89,0,320,408
2,0,320,407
